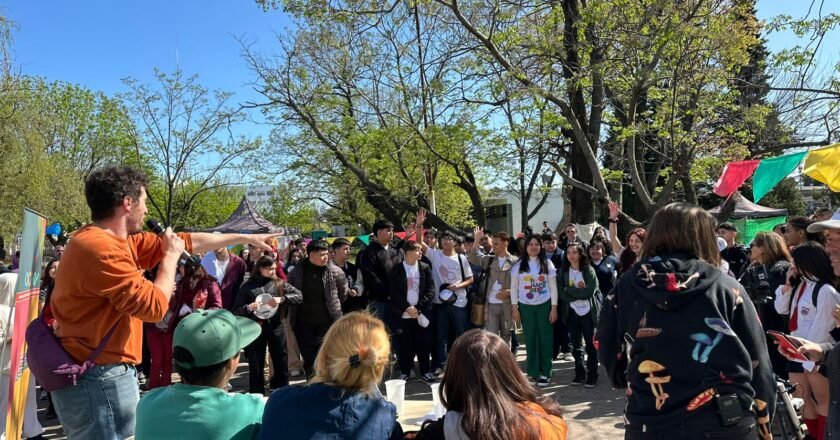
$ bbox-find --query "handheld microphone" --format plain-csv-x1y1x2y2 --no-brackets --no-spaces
146,219,191,264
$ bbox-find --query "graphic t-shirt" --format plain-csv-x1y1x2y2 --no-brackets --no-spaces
402,261,421,318
426,249,473,308
513,260,557,306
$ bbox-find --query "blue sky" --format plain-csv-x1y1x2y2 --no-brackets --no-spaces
5,0,838,143
6,0,293,139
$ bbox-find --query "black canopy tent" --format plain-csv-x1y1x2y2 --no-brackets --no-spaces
189,196,284,234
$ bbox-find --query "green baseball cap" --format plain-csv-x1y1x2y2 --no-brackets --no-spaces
173,309,261,369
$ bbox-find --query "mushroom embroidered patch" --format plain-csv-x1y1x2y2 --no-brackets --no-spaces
689,317,736,363
638,360,671,410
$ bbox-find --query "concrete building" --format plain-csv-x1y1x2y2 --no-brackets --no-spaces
484,188,565,235
244,185,276,206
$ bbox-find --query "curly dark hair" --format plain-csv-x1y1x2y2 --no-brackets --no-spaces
85,165,149,221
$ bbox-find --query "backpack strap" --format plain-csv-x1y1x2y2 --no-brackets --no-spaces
86,319,121,363
812,281,827,309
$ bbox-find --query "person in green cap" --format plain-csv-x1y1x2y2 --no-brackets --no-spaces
135,309,264,439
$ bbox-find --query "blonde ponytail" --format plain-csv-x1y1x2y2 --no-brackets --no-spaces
310,312,391,394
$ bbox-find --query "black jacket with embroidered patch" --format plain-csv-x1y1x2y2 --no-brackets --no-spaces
596,253,776,432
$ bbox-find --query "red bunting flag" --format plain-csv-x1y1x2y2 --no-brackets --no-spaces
713,160,760,197
394,231,407,239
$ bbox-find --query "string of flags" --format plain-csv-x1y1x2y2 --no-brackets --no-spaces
713,143,840,200
321,231,414,246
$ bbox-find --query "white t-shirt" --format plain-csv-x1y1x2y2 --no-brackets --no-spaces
488,257,507,304
511,259,557,306
214,258,229,285
200,253,229,284
567,267,591,316
402,261,421,318
426,249,473,308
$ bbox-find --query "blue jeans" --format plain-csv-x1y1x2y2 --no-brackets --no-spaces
52,363,139,439
432,303,469,370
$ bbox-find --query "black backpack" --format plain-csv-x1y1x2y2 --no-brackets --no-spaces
787,280,828,317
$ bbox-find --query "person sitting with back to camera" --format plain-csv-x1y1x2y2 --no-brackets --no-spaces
260,311,404,440
135,308,265,440
411,329,567,440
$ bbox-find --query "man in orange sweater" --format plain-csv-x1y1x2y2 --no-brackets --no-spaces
49,165,279,439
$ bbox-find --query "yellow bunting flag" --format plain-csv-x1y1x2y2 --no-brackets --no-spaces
803,143,840,191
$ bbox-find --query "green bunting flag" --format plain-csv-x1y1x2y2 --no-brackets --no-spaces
752,151,808,202
356,235,370,245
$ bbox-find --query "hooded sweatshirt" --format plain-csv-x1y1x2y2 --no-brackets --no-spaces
596,254,775,434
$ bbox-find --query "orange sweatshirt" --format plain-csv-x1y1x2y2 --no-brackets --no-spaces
51,225,193,365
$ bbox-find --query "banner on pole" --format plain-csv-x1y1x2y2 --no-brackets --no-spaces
5,209,47,440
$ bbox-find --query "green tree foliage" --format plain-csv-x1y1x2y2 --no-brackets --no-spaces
122,69,266,228
756,178,805,216
243,6,487,232
147,181,245,230
0,78,135,240
263,183,320,234
254,0,764,225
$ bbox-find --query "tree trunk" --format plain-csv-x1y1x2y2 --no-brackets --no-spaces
569,146,594,222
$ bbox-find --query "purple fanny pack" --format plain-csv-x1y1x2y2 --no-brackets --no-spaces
25,315,118,392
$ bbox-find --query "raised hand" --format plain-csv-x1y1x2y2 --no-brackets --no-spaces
473,226,484,243
608,201,620,219
415,208,428,228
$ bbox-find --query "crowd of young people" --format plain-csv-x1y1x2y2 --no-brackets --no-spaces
9,163,840,439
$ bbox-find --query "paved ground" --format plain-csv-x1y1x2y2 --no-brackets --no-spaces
33,349,625,439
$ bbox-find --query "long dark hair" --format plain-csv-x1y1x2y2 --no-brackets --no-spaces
563,242,590,271
642,203,721,266
439,329,564,440
790,241,838,288
509,236,527,258
40,258,59,290
250,255,276,280
787,216,824,244
519,235,549,274
286,248,303,267
618,228,646,273
183,261,210,281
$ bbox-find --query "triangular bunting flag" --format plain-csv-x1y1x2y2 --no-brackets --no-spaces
356,235,371,245
325,237,338,244
803,143,840,191
713,160,760,197
394,231,407,239
753,151,808,202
